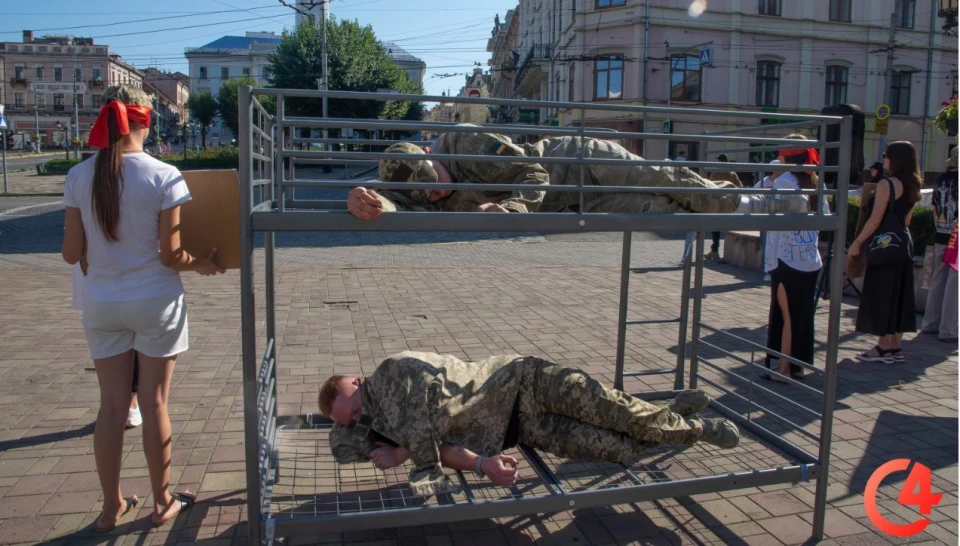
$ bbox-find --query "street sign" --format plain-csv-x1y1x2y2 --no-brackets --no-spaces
876,104,890,120
663,119,673,134
29,82,87,94
874,118,889,135
0,117,6,130
699,48,712,66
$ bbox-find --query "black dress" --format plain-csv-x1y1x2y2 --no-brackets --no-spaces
855,181,918,335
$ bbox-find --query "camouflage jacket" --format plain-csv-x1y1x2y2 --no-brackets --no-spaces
709,171,743,187
329,351,526,495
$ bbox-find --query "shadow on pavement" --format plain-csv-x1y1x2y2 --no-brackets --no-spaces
0,422,94,453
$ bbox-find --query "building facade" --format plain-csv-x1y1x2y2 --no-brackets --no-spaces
143,68,190,137
184,32,282,142
487,10,520,124
454,68,493,125
0,30,143,149
488,0,958,170
381,42,427,88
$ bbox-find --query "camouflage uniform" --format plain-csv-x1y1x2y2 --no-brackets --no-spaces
329,351,707,495
377,134,549,213
522,137,743,214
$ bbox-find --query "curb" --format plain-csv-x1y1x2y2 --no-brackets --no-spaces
1,193,63,198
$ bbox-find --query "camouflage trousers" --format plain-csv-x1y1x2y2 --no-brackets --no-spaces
516,359,703,463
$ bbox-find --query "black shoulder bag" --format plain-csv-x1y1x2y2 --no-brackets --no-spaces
865,179,914,266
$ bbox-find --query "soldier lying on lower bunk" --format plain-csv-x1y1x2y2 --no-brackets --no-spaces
318,351,740,495
346,129,811,220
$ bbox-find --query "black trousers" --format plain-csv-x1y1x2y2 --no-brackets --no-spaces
765,260,820,375
711,232,721,253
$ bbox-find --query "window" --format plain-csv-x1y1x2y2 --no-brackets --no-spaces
555,73,561,103
93,67,102,81
92,94,103,109
825,65,848,106
74,67,82,82
596,0,626,7
35,93,45,108
756,60,781,107
896,0,915,29
568,64,576,101
890,70,911,115
221,67,229,79
14,92,25,108
829,0,851,22
758,0,781,16
594,55,623,100
670,55,702,102
76,95,83,109
54,67,63,82
54,93,65,111
242,67,251,77
35,66,43,80
952,71,958,97
13,65,23,79
199,66,208,80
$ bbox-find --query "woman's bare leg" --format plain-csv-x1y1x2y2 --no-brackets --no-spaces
136,353,179,521
774,283,793,380
93,349,136,527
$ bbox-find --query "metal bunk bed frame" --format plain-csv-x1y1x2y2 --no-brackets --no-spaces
238,86,853,545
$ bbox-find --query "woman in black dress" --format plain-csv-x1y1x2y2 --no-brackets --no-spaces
849,141,922,363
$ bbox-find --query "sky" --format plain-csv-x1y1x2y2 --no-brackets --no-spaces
3,0,519,97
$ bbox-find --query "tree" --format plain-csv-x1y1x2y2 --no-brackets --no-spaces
186,91,218,148
217,75,258,139
265,17,423,124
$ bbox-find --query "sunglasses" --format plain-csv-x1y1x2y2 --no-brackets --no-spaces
882,152,887,158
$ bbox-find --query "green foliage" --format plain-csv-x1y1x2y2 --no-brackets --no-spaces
43,147,239,174
186,91,219,147
265,17,423,123
844,195,935,256
217,75,263,138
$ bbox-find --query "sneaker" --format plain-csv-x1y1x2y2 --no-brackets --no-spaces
696,418,740,449
126,406,142,429
704,251,720,261
668,389,711,417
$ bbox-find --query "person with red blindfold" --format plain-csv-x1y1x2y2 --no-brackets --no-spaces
761,134,829,384
60,85,224,532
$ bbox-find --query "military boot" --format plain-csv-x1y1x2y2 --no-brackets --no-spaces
694,417,740,448
668,389,711,417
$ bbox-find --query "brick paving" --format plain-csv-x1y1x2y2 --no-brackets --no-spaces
0,202,956,545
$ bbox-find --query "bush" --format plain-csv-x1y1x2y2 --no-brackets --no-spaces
43,147,240,174
844,196,935,257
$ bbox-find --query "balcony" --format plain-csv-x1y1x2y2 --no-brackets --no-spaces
88,78,105,89
9,77,28,87
514,44,551,97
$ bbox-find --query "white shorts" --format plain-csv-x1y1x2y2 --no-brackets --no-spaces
82,294,189,360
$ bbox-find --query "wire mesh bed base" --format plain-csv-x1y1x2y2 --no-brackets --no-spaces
263,398,819,539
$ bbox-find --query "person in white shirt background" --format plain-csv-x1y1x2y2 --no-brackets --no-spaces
760,135,829,384
72,264,142,428
61,85,223,532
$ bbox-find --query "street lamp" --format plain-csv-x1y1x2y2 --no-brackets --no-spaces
55,121,68,160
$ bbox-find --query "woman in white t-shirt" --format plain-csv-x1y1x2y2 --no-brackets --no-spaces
61,85,223,532
762,135,828,384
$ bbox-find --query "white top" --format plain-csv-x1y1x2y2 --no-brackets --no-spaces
64,153,191,302
762,171,825,273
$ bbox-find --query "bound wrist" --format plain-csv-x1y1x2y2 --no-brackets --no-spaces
474,456,486,477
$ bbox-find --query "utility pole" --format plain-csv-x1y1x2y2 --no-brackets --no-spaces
878,12,898,161
73,44,79,158
1,104,7,194
920,3,937,172
320,0,329,152
35,108,41,154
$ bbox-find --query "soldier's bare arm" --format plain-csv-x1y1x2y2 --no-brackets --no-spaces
438,444,518,487
347,187,386,220
368,441,411,469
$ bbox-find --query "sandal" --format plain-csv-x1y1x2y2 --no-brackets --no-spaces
96,495,139,533
856,345,894,364
889,349,905,363
151,491,196,527
760,372,791,384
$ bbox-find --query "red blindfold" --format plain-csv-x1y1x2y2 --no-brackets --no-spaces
88,100,152,149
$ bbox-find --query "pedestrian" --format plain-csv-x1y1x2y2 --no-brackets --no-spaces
920,146,958,342
850,141,922,363
756,159,782,282
762,135,827,382
706,153,743,260
868,161,885,184
60,85,223,532
72,263,143,428
675,150,687,162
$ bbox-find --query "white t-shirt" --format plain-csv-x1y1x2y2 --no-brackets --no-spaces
64,153,191,302
762,172,825,273
72,263,85,311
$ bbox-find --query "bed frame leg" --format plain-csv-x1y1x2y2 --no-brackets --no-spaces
614,231,632,391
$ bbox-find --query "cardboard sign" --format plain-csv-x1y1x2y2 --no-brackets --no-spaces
180,170,241,270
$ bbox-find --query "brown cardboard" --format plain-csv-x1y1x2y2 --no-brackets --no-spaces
180,170,241,270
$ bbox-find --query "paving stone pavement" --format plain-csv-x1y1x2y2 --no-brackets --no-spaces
0,208,955,545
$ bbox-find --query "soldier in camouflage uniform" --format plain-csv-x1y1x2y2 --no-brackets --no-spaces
347,127,809,220
319,351,739,495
